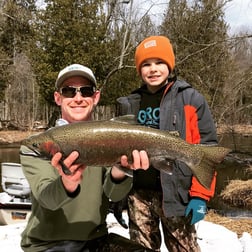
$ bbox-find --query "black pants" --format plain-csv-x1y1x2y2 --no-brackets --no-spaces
45,233,153,252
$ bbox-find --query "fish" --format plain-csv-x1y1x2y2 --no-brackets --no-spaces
20,117,231,189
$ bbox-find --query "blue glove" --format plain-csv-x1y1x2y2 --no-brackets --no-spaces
185,198,207,225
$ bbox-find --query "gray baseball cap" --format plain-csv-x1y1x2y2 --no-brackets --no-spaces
55,64,97,88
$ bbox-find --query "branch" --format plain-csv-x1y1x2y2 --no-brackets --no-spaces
178,34,252,64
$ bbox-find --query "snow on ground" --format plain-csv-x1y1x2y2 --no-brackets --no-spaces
0,212,252,252
108,212,252,252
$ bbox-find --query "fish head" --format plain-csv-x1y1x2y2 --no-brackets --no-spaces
21,133,61,158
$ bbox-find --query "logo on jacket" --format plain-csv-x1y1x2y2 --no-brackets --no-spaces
138,107,160,128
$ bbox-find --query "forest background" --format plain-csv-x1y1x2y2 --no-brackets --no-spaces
0,0,251,130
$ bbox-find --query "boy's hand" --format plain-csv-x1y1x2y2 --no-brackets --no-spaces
185,198,207,225
111,150,149,180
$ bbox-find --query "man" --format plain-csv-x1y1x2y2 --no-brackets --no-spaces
20,64,152,252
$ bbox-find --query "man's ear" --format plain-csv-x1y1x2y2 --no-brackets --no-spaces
93,90,101,106
54,91,62,106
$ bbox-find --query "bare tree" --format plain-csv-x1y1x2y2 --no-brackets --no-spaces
5,53,37,128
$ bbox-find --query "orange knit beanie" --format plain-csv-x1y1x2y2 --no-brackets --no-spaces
135,36,175,75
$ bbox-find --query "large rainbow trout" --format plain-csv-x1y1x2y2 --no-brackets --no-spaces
20,118,231,189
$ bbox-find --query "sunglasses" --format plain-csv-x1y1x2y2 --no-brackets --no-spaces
59,86,96,98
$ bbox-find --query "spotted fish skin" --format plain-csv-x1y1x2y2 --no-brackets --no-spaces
21,119,231,189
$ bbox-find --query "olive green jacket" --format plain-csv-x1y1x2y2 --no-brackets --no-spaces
20,145,132,252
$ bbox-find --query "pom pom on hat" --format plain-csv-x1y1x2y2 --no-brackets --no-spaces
135,36,175,75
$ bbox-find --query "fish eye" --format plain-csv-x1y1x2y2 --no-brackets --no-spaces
32,143,39,148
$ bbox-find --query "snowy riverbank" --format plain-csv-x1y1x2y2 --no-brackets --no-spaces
1,212,252,252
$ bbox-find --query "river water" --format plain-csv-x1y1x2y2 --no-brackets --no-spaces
0,133,252,217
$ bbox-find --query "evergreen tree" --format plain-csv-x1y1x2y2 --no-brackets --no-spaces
32,0,136,106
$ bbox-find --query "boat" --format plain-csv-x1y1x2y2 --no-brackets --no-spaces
0,162,31,225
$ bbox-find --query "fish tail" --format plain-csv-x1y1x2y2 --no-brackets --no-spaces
193,146,231,189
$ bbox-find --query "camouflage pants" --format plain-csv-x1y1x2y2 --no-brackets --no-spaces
128,189,201,252
45,233,153,252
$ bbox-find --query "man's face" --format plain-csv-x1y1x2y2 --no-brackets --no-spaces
54,76,100,123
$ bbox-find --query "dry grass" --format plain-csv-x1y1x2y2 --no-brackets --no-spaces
220,180,252,209
0,131,34,144
205,210,252,237
206,179,252,237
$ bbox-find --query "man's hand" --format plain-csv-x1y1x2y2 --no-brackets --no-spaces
51,151,86,193
111,150,149,181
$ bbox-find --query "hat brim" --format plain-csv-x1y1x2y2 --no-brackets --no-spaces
55,70,96,88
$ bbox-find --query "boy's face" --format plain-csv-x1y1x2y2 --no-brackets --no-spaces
54,76,100,123
140,58,169,93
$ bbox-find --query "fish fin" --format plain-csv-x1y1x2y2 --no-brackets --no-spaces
150,157,173,175
114,164,133,177
192,158,215,189
192,146,231,189
110,115,138,125
200,145,231,163
59,159,72,175
168,131,180,137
